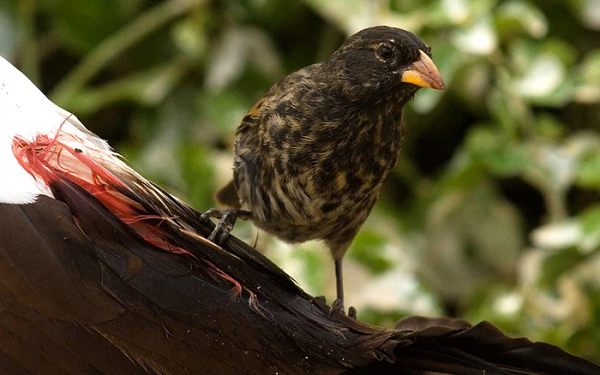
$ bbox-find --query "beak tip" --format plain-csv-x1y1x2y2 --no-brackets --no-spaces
401,50,446,91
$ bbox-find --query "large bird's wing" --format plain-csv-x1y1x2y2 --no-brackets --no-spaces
4,180,600,375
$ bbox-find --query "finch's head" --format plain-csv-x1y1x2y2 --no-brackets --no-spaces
323,26,445,104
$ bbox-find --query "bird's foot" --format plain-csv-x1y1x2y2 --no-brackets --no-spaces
200,208,250,244
348,306,357,319
329,299,357,319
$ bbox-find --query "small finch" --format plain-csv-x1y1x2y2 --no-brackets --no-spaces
204,26,445,313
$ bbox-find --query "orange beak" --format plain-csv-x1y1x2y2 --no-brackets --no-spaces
401,50,445,90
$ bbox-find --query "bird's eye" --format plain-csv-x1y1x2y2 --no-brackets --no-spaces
378,46,393,59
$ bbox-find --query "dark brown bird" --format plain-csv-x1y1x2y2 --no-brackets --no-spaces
207,26,445,312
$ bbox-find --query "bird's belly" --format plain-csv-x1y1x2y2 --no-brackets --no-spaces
243,175,375,244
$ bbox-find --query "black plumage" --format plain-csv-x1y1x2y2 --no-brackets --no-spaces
1,173,599,374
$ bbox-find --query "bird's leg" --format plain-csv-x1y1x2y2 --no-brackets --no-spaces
335,258,344,304
330,259,357,318
330,259,345,314
200,208,251,244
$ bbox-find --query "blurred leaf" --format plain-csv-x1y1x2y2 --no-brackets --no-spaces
421,182,522,300
302,0,381,33
197,90,250,135
350,229,393,273
531,221,583,250
61,60,189,114
567,302,600,363
536,113,565,140
452,17,498,55
580,49,600,82
466,126,528,176
522,143,579,200
179,142,216,210
578,205,600,252
575,49,600,103
440,0,470,24
356,271,442,321
577,0,600,30
171,12,209,60
580,205,600,236
204,26,283,92
505,38,579,106
495,0,548,39
39,0,133,53
50,0,202,105
0,5,18,59
441,0,499,24
511,53,570,104
577,150,600,189
466,287,524,333
539,248,587,288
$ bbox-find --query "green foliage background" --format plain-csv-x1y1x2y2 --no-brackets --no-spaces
2,0,599,361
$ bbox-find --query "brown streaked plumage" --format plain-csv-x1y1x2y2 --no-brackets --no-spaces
208,26,445,312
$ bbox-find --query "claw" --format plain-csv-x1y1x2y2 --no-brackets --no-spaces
200,208,221,222
329,299,357,319
200,208,251,245
348,306,357,319
329,298,345,316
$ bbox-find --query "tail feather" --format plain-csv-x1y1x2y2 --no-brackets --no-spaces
343,316,600,374
215,179,242,209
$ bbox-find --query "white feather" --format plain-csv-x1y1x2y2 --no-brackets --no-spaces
0,56,111,204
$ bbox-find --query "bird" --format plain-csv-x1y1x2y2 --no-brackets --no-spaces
207,26,445,313
1,54,600,375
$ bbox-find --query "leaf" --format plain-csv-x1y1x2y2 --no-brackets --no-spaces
466,287,524,332
539,248,587,288
302,0,411,34
578,205,600,252
421,182,523,301
511,54,568,101
440,0,470,24
574,49,600,103
580,49,600,83
578,0,600,29
349,229,393,274
465,126,529,177
531,221,583,250
441,0,499,24
38,0,133,53
0,7,18,59
522,143,579,195
452,17,498,55
171,14,209,60
59,60,190,114
197,90,251,135
506,38,579,106
495,0,548,39
204,26,283,92
576,150,600,189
